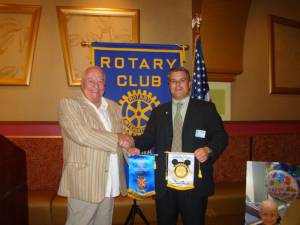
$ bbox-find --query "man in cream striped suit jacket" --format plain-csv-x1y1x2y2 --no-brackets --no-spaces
58,66,138,225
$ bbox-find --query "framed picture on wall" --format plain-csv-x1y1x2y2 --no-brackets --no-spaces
56,6,140,86
209,82,231,121
269,15,300,94
0,4,41,86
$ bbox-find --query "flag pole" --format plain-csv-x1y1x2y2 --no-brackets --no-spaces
192,13,202,34
192,13,202,66
192,13,202,47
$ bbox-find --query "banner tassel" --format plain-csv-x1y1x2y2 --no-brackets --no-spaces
198,162,202,178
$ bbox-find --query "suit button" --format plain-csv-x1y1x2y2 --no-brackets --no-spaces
105,170,108,172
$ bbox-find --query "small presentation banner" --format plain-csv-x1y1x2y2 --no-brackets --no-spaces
166,152,195,190
128,154,155,199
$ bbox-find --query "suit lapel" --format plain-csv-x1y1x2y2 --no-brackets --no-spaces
164,103,173,137
78,96,106,130
182,99,193,131
106,101,117,132
182,98,195,151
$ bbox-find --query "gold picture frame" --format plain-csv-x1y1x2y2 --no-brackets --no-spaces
57,6,140,86
0,4,41,86
269,15,300,94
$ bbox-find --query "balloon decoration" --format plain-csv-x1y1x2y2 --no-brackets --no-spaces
265,163,300,203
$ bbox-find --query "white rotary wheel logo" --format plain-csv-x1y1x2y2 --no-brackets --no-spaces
119,89,160,135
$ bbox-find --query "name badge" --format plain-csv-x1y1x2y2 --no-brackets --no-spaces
195,129,206,138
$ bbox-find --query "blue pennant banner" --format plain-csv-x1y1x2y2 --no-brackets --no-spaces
128,154,155,199
91,42,184,136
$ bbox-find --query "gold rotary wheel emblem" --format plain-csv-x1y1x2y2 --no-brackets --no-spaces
174,163,189,179
119,89,160,136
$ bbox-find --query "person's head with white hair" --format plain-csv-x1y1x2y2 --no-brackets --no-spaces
81,66,106,108
259,199,280,225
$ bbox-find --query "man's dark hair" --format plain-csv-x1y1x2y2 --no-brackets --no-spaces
168,66,190,81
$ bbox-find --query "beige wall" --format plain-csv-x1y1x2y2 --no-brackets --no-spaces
231,0,300,120
1,0,300,121
0,0,192,121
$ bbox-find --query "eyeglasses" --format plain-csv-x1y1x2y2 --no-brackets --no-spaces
169,77,188,85
86,79,105,87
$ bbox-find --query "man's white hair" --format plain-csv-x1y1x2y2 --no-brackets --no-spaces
81,66,105,85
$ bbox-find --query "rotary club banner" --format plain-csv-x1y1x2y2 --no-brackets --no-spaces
245,161,300,225
90,42,184,136
128,155,155,200
166,152,195,190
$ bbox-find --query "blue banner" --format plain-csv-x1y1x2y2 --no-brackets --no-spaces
128,154,155,199
91,42,184,135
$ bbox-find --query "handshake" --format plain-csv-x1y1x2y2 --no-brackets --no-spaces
117,133,140,156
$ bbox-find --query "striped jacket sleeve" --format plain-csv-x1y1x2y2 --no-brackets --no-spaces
58,97,118,153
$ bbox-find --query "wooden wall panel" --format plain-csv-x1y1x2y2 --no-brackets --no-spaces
193,0,251,81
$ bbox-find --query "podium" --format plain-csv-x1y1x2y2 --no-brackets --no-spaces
0,135,28,225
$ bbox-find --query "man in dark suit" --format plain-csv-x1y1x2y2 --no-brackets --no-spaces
134,66,228,225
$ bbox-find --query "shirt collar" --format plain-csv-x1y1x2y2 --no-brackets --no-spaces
172,95,190,105
82,94,108,111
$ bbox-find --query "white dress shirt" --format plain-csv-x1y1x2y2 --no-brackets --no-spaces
83,95,120,197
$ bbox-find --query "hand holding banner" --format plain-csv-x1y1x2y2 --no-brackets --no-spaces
128,154,155,200
166,152,195,190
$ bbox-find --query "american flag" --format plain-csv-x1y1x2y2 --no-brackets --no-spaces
191,36,210,101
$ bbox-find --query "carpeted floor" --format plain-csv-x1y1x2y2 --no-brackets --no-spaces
114,213,245,225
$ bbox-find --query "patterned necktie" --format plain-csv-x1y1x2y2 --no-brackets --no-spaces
171,103,183,152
